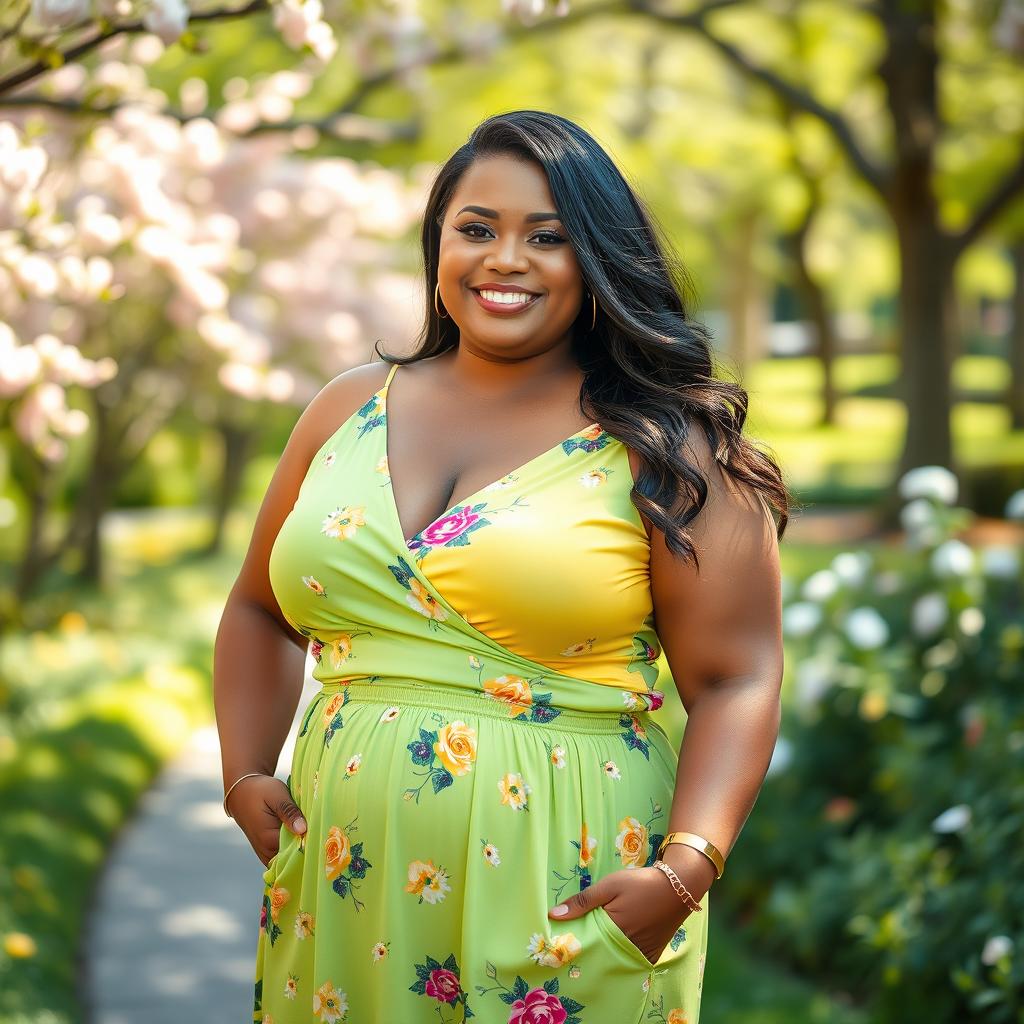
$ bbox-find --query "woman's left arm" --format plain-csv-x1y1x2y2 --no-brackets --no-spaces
650,429,785,904
548,429,784,961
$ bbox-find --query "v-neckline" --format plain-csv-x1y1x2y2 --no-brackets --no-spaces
380,363,603,547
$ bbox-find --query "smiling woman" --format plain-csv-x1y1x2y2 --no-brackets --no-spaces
216,109,789,1024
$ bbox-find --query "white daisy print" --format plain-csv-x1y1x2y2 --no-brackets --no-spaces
579,467,611,488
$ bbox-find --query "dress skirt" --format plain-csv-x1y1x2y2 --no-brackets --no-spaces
252,676,708,1024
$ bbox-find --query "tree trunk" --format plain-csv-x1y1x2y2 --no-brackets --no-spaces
726,208,762,375
784,219,838,426
76,398,123,586
201,421,254,556
892,218,957,477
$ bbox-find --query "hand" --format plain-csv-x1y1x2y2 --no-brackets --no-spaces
547,865,694,965
225,773,307,867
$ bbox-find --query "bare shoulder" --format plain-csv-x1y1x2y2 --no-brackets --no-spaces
227,359,393,627
302,360,394,449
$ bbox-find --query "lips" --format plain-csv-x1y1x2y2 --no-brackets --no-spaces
470,287,542,315
470,285,540,296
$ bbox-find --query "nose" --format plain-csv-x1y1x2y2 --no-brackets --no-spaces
482,234,531,274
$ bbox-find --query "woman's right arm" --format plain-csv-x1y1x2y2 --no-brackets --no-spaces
213,360,392,866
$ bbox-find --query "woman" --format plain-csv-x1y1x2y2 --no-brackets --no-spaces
215,109,787,1024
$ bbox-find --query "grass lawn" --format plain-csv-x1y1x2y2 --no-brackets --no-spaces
743,353,1024,505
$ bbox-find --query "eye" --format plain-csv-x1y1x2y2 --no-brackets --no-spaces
455,223,567,245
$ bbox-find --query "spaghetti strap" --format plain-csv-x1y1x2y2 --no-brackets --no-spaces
383,360,399,390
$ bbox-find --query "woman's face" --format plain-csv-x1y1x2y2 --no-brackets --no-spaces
435,154,585,359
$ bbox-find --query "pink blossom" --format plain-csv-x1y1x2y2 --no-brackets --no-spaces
142,0,190,45
420,506,480,546
509,987,567,1024
424,968,461,1004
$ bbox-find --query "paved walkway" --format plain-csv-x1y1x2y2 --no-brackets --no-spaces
83,674,320,1024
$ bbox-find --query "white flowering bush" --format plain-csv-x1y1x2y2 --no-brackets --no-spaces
726,470,1024,1021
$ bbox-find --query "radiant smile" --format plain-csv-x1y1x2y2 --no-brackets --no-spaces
471,288,542,314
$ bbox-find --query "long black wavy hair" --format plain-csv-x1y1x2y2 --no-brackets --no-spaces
374,109,793,567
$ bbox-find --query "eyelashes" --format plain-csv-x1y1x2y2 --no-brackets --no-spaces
455,223,567,245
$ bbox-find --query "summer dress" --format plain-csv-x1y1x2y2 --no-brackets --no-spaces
253,361,709,1024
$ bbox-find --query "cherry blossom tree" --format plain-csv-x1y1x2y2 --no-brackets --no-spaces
0,46,426,625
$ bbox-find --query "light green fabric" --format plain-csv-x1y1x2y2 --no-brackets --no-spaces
253,363,708,1023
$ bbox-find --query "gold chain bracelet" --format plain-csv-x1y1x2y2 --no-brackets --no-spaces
652,859,704,913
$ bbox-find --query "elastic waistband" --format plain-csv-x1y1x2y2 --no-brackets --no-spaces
318,677,640,735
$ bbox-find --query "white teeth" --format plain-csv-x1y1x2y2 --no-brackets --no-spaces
479,289,535,305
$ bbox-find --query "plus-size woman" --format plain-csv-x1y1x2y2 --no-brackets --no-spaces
214,109,787,1024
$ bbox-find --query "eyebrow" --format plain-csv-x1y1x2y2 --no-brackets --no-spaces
456,205,561,223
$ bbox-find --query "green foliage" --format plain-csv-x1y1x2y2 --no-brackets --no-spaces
722,491,1024,1021
0,664,207,1023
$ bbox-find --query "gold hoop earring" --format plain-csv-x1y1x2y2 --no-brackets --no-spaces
434,282,448,319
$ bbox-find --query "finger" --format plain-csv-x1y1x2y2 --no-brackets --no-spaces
276,796,307,836
549,882,603,920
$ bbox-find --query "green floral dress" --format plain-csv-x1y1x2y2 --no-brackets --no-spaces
253,361,708,1024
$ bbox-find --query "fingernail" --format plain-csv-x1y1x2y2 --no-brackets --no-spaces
550,904,568,917
294,817,307,834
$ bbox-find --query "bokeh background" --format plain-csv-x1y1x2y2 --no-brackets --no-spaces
1,0,1023,1021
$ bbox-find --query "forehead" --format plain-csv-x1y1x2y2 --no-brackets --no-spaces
448,154,557,214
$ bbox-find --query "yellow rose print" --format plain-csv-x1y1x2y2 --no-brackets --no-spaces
433,720,478,776
324,825,352,881
615,815,648,868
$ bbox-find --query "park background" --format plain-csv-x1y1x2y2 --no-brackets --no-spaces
1,0,1023,1021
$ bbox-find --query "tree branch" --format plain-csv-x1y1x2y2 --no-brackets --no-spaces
952,137,1024,254
0,0,269,96
0,94,423,143
626,0,891,199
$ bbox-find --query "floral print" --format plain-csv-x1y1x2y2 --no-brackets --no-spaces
409,952,472,1022
619,712,652,759
477,964,586,1024
387,554,449,628
551,825,596,902
404,715,478,802
324,820,372,911
498,771,531,811
407,496,528,560
321,505,366,541
615,799,666,870
255,363,708,1022
405,858,453,905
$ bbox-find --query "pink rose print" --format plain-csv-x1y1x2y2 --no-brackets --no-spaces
420,506,480,546
510,987,568,1024
425,967,462,1004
